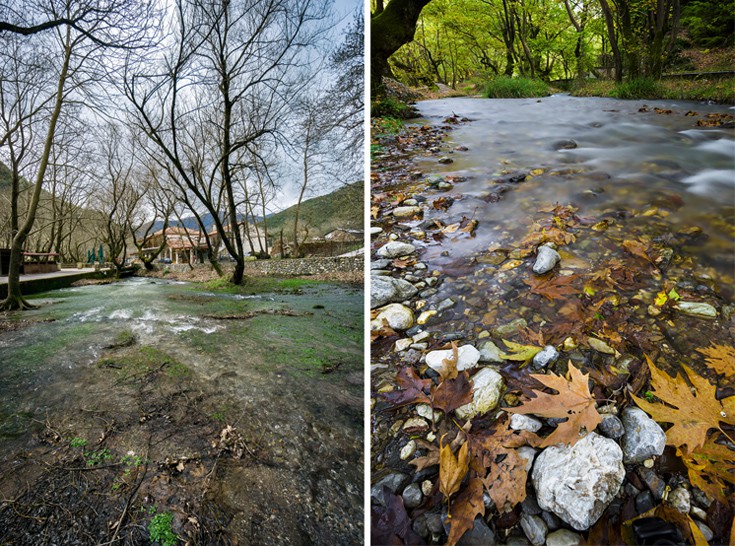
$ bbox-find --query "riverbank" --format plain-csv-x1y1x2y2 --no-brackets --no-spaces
370,96,733,544
0,278,363,544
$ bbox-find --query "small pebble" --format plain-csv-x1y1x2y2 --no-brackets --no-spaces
400,440,417,460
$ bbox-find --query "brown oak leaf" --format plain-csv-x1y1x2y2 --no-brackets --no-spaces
524,274,582,301
432,372,474,414
622,239,652,263
446,478,485,546
631,356,735,452
677,436,735,504
506,361,601,447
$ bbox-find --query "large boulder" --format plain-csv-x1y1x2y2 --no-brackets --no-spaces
532,433,625,531
371,275,418,308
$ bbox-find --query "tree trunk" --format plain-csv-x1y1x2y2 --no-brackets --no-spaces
598,0,623,81
1,29,71,311
371,0,432,96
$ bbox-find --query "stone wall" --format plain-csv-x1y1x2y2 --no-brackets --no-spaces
166,256,363,277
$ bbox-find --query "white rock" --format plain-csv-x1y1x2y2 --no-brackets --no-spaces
510,413,543,433
425,345,481,374
532,345,559,368
393,206,422,218
668,486,691,514
376,241,416,258
371,304,415,331
400,440,417,460
532,432,625,531
546,529,583,546
416,404,443,423
620,407,666,463
370,226,383,236
675,301,717,318
455,367,505,420
394,338,413,351
532,244,561,274
412,330,430,343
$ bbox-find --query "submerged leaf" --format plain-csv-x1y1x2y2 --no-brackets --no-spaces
697,343,735,378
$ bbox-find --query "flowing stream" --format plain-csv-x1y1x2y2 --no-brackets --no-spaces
0,277,363,544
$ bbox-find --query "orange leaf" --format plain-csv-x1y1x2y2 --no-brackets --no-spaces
506,361,601,447
439,435,470,502
631,356,735,452
446,478,485,546
623,239,651,262
697,343,735,378
524,274,582,301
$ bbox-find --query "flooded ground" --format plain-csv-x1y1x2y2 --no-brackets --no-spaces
0,277,363,545
371,95,734,544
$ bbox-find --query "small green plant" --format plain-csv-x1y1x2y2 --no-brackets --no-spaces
371,97,417,119
643,390,656,403
69,437,87,448
148,512,178,546
611,77,663,100
483,76,550,98
84,448,113,467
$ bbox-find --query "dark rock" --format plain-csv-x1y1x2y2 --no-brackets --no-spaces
402,482,423,509
635,490,655,514
371,471,410,505
540,510,562,532
637,467,666,500
598,414,625,440
522,493,542,516
412,514,430,538
552,139,578,150
457,518,496,546
426,512,444,534
520,514,548,546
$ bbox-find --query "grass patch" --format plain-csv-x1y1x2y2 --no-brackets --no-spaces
200,275,320,295
483,76,550,98
148,512,178,546
97,346,191,381
572,77,735,103
371,97,417,119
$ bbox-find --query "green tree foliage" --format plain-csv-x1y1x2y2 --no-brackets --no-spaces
681,0,734,48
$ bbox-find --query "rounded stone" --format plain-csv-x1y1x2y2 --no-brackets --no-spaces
425,345,480,374
546,529,582,546
371,304,415,331
376,241,416,259
598,414,625,440
402,482,423,508
455,367,505,420
621,407,666,463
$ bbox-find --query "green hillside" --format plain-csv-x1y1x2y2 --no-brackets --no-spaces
264,180,363,239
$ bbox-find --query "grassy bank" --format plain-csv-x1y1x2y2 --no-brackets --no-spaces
483,76,550,98
572,77,735,104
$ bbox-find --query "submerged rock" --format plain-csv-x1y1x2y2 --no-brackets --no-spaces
620,407,666,463
479,340,505,363
371,276,418,308
545,529,582,546
532,245,561,275
675,301,717,318
552,139,578,150
393,206,422,218
532,432,625,530
455,367,505,420
376,241,416,259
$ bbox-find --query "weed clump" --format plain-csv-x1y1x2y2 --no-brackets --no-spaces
148,511,178,546
483,76,550,98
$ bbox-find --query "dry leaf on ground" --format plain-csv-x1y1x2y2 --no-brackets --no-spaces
439,435,470,502
381,367,432,407
446,478,484,546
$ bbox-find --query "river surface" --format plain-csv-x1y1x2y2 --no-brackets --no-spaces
0,277,363,544
413,95,734,289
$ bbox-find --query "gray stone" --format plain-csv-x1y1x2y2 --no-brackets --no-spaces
690,506,707,521
371,259,391,270
403,198,418,206
376,241,416,259
371,304,414,331
425,345,480,374
540,510,562,532
545,529,582,546
522,494,542,515
370,276,418,308
598,414,625,439
402,482,423,508
509,413,543,433
675,301,717,318
520,514,548,546
505,538,532,546
532,245,561,274
553,139,578,150
532,345,559,368
412,514,430,538
588,337,615,355
621,407,666,463
425,513,444,534
479,340,505,363
532,432,625,531
456,517,496,546
696,522,714,542
669,487,691,513
492,318,527,337
455,367,505,420
637,467,666,500
436,298,456,312
371,471,409,505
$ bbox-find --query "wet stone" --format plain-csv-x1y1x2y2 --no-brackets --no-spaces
492,318,527,337
479,340,505,363
402,482,423,509
638,467,666,500
425,345,480,373
438,157,454,164
635,490,655,514
545,529,583,546
696,522,714,542
372,304,414,331
455,367,505,420
540,510,562,532
621,407,666,463
509,413,543,433
532,345,559,369
456,518,496,546
371,276,419,308
552,139,578,150
520,514,548,546
426,513,444,534
371,259,391,270
371,471,410,505
376,241,416,259
675,301,717,318
668,487,690,513
436,298,456,312
393,206,422,218
532,245,561,275
598,414,625,440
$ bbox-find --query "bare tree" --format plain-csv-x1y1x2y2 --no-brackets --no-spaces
126,0,331,285
0,0,155,310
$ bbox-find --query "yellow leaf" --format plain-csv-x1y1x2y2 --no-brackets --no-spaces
499,339,542,362
654,291,668,306
499,259,524,271
697,343,735,378
439,435,470,502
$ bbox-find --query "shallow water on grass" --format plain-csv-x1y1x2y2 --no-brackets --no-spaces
0,277,363,543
